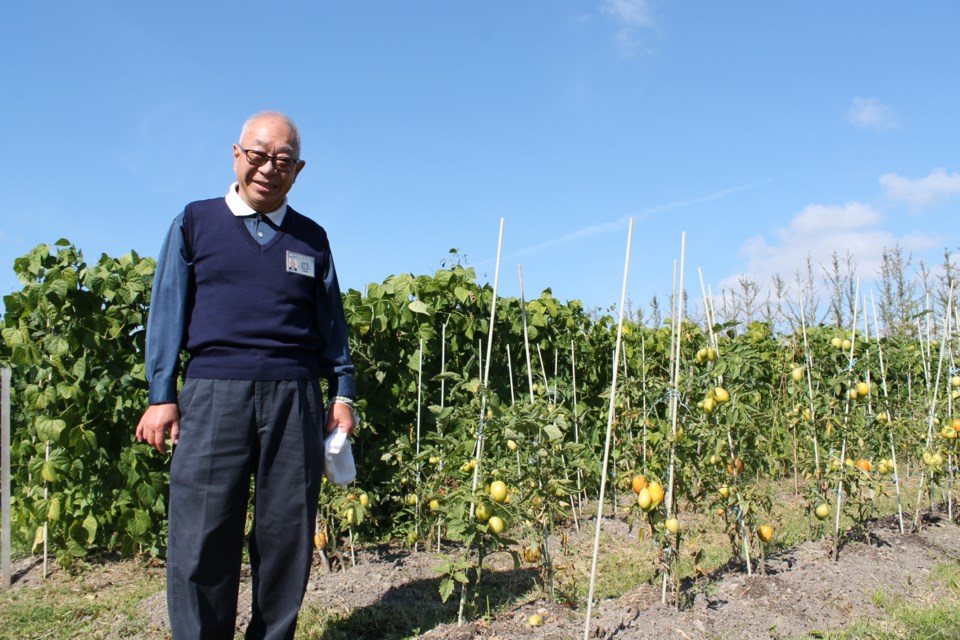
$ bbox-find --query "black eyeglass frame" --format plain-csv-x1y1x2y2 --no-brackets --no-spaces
237,144,301,171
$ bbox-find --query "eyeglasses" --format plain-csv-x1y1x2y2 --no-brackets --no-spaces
237,145,300,172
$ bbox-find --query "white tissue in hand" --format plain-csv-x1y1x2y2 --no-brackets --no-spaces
326,429,348,455
324,430,356,485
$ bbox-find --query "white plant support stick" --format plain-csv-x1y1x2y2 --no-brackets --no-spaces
505,348,516,406
416,339,424,468
572,342,584,515
43,441,49,580
537,345,550,398
519,265,535,403
912,284,954,530
440,321,448,412
554,350,559,405
436,328,444,552
1,368,10,591
641,333,648,474
665,237,688,521
583,218,634,640
798,289,821,486
833,279,861,552
458,218,505,625
663,233,687,601
869,291,904,533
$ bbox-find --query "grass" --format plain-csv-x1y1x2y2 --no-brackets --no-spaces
808,560,960,640
0,556,165,640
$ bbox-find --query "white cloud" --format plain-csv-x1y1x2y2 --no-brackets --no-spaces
847,97,898,131
721,202,940,300
784,202,882,235
601,0,655,27
600,0,656,55
880,169,960,212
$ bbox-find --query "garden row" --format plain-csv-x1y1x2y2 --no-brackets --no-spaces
1,240,957,619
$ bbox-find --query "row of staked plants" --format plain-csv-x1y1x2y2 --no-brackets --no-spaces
1,241,956,613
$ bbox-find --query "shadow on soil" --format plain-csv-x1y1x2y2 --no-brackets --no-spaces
316,563,540,640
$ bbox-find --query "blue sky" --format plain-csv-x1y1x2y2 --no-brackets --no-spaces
2,1,958,317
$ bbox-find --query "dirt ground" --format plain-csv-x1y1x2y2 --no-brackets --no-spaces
8,509,960,639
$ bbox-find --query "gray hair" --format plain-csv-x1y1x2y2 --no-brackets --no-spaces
239,110,301,156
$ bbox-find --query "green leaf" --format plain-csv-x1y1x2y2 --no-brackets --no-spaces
439,577,455,603
130,510,151,536
544,424,564,441
408,300,431,315
36,416,67,442
83,514,98,544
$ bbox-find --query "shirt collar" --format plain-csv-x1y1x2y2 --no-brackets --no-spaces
225,182,287,225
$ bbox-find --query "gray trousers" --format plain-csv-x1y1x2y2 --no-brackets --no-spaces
167,379,325,640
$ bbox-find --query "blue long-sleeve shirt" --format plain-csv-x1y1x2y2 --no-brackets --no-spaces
145,187,356,404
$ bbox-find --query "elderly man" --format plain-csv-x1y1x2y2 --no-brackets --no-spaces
136,111,356,639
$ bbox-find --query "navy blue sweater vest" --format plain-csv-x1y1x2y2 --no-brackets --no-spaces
182,198,330,380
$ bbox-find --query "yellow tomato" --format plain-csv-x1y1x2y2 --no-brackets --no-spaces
475,501,493,523
647,481,664,508
665,518,680,534
489,480,508,503
637,487,652,511
702,396,717,415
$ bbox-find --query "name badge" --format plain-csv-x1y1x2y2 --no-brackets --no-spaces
286,251,316,278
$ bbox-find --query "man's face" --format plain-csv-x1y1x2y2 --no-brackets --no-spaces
233,115,305,212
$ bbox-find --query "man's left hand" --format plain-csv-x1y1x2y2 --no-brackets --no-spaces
325,401,356,437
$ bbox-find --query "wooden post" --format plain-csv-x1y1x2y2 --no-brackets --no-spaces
2,368,11,590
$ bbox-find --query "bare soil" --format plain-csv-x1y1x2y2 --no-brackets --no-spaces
7,509,960,639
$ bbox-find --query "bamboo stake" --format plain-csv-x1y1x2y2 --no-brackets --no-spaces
458,218,505,625
583,219,634,640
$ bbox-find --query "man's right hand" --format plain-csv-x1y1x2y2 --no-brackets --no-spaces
136,403,180,454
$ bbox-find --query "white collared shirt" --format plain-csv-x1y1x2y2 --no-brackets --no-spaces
225,182,287,226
